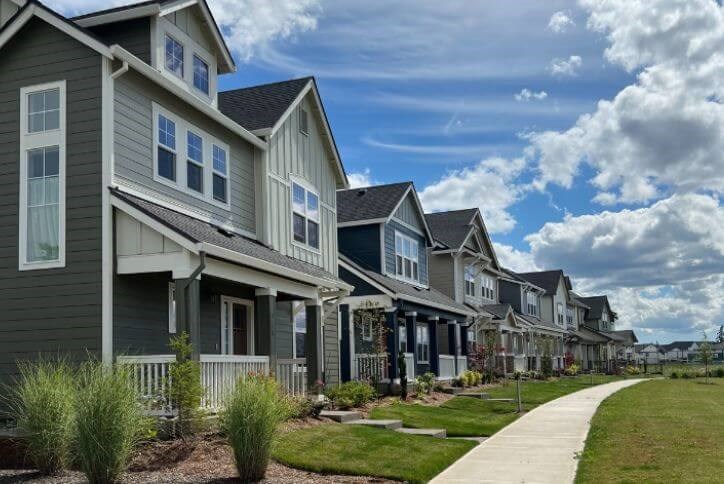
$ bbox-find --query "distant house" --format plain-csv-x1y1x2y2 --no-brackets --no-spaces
635,344,664,364
661,341,699,362
610,330,639,362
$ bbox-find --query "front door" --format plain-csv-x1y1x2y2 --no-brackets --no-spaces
221,297,254,355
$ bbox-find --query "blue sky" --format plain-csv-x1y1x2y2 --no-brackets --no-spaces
51,0,724,343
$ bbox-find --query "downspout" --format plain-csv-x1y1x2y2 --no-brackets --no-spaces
111,60,128,80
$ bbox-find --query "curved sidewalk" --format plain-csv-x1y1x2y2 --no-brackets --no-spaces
432,379,645,484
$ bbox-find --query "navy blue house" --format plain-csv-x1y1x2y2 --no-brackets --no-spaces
335,183,473,384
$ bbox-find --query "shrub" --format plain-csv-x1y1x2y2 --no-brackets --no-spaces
221,375,287,482
414,372,436,396
681,371,693,379
74,361,146,484
670,371,680,379
326,381,376,408
285,395,324,419
564,364,579,376
714,367,724,378
625,365,640,376
8,359,75,475
167,333,204,436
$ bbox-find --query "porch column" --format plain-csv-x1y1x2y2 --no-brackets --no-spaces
254,288,277,370
385,308,398,379
460,325,469,356
447,321,457,374
175,277,201,360
405,312,417,353
305,299,323,388
339,304,351,382
429,316,439,376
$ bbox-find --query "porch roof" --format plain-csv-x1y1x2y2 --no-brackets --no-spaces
111,189,347,290
568,326,613,344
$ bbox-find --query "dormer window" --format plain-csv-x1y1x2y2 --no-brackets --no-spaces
464,265,476,297
395,232,419,283
292,181,320,250
526,292,538,317
193,55,209,95
165,34,184,79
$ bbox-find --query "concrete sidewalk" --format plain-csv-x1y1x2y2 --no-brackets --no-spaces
431,378,646,484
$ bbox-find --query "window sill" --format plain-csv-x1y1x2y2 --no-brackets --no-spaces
291,239,322,255
19,259,65,271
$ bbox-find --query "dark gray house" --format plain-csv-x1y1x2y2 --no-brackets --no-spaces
336,183,473,384
0,0,351,404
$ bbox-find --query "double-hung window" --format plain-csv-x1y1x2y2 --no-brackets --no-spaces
157,114,177,182
464,265,476,297
186,131,203,193
19,81,65,270
526,292,538,317
165,34,184,78
482,275,496,300
291,181,320,249
557,302,565,325
395,232,419,282
416,324,429,363
566,306,574,326
212,145,228,203
193,54,209,94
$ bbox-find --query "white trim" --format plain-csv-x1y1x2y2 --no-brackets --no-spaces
389,216,425,237
416,323,430,364
337,218,388,228
101,58,114,364
0,4,113,58
392,230,420,284
379,223,386,273
220,296,255,356
205,258,319,300
158,0,197,17
289,175,322,254
168,282,177,333
110,46,265,149
339,258,395,298
18,80,66,271
151,102,232,211
385,185,434,243
74,3,161,27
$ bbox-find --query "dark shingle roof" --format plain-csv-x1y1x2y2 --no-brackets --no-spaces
218,77,312,131
516,270,565,295
577,295,610,320
611,330,638,343
661,341,698,351
339,255,471,317
336,182,412,224
481,304,511,320
424,209,477,250
111,189,343,287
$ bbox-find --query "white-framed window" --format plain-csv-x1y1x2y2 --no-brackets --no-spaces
482,274,496,300
192,54,209,95
557,302,565,325
394,231,420,283
19,81,66,271
361,321,373,342
165,34,184,79
416,324,429,363
168,283,177,333
602,310,609,323
526,291,538,317
291,180,320,250
300,108,309,135
566,306,574,326
464,265,476,297
153,104,230,209
292,302,307,359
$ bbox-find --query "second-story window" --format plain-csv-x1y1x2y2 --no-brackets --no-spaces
482,274,496,300
464,265,476,297
157,114,177,182
212,145,228,203
292,182,320,250
566,306,574,326
526,292,538,317
165,34,184,79
557,302,565,325
395,232,419,282
186,131,203,193
193,55,209,95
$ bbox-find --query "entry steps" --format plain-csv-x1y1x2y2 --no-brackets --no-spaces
321,410,447,438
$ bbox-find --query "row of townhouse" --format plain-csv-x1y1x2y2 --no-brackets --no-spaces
0,0,637,402
634,341,724,365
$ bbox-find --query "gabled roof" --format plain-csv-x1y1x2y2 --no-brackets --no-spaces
611,329,638,343
661,341,698,352
425,209,478,251
577,295,616,321
339,254,472,318
72,0,236,73
337,182,412,223
111,189,348,290
569,326,614,344
481,303,513,320
516,270,565,295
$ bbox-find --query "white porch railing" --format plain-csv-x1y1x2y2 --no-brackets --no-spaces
119,354,309,410
438,354,456,379
355,353,388,381
456,355,468,373
404,353,415,380
276,358,307,396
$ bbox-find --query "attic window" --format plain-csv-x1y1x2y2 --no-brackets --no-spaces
300,108,309,135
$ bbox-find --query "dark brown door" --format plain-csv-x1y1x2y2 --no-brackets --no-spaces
232,304,249,355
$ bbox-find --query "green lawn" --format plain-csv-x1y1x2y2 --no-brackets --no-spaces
272,423,476,483
369,375,624,437
576,378,724,483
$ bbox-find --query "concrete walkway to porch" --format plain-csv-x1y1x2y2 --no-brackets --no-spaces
431,378,646,484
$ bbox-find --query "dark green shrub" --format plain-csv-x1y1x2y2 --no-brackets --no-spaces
221,375,287,482
285,395,324,419
714,367,724,378
167,333,204,436
74,361,146,484
681,372,693,379
8,359,75,474
670,371,680,379
326,381,376,408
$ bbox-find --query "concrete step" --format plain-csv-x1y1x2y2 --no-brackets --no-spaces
319,410,364,423
458,392,490,399
345,419,403,430
484,398,516,403
449,436,488,443
396,427,446,438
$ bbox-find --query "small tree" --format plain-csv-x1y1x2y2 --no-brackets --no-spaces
563,352,575,369
698,331,714,384
168,332,204,436
541,339,553,378
353,301,389,385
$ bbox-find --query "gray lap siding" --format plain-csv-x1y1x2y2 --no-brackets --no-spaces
384,220,428,285
0,19,103,386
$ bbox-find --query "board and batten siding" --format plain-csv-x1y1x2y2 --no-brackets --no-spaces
113,70,257,235
266,94,339,276
392,192,426,233
384,220,428,285
0,18,103,387
165,7,214,53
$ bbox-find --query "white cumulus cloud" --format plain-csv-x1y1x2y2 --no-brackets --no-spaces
514,88,548,102
347,169,375,188
548,55,583,76
548,11,575,33
493,243,540,273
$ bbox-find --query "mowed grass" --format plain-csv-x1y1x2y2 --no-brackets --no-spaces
370,375,625,437
576,378,724,483
272,423,476,483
